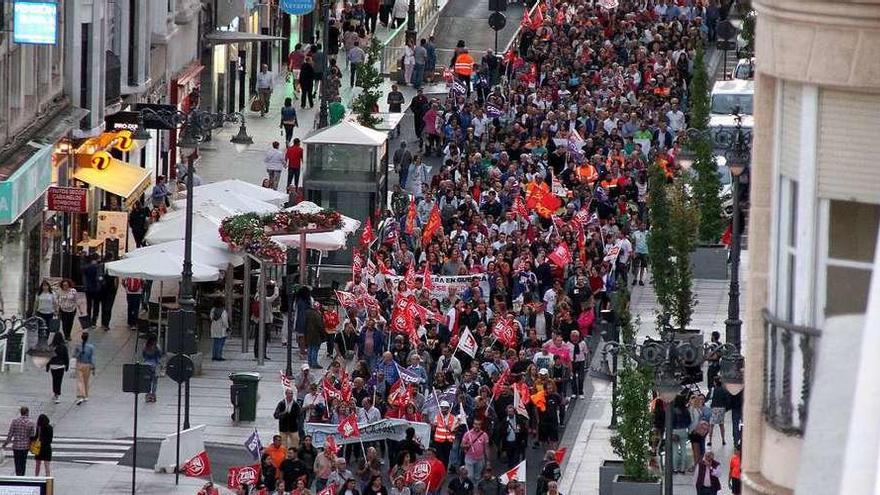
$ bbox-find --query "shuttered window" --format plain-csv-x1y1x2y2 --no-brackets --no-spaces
779,81,801,179
817,90,880,203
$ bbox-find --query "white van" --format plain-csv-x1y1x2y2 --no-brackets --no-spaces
709,79,754,132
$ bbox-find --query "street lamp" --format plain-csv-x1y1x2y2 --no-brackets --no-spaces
684,109,751,350
134,108,252,430
406,0,417,43
318,0,332,128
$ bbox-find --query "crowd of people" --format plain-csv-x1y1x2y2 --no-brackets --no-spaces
241,0,743,493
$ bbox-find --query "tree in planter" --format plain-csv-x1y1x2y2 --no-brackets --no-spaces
646,160,673,333
610,287,656,483
350,38,384,128
667,179,700,331
688,46,724,244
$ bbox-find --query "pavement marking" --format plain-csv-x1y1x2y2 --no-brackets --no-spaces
2,437,134,465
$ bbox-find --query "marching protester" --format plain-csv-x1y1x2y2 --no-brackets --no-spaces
233,0,735,491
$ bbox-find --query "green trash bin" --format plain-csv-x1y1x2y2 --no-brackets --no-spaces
230,372,261,422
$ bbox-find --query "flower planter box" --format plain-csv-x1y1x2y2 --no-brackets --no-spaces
690,244,728,280
611,475,662,495
599,460,625,495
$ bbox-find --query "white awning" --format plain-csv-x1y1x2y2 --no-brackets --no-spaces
304,120,388,146
204,31,286,45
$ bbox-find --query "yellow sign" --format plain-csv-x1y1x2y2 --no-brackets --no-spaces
91,151,112,170
115,130,135,152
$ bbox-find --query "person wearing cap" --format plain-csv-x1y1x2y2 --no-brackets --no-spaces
432,400,457,466
295,364,314,403
274,387,302,449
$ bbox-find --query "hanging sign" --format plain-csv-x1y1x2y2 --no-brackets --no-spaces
281,0,316,15
47,186,88,213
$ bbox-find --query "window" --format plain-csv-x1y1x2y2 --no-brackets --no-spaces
710,93,754,115
775,178,798,321
824,199,879,317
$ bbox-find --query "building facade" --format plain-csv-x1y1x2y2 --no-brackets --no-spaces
743,0,880,493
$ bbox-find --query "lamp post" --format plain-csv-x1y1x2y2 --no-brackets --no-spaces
600,332,744,495
724,115,749,350
318,0,331,128
684,110,751,349
133,109,252,430
406,0,417,43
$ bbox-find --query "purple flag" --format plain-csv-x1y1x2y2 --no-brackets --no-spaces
244,428,263,460
486,103,503,118
396,363,423,385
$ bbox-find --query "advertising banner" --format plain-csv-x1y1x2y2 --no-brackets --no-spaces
47,187,87,213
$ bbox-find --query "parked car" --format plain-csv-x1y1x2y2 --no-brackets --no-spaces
709,79,754,141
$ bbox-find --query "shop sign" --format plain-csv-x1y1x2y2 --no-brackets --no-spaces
105,105,176,132
47,186,87,213
0,145,53,225
13,0,59,45
281,0,315,14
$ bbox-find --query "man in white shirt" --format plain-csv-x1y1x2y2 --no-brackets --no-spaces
615,230,634,286
542,280,561,334
264,141,286,189
256,64,274,116
665,101,686,133
358,397,382,423
499,212,520,236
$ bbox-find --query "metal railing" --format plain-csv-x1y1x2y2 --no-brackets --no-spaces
380,0,443,74
762,308,821,436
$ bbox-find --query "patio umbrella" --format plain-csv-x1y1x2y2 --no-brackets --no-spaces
185,179,288,206
105,251,221,282
171,191,280,215
123,239,243,268
272,201,361,251
143,211,223,245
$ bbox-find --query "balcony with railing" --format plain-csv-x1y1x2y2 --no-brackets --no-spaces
762,309,822,436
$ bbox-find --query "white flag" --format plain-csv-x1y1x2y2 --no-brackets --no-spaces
499,460,527,484
456,328,479,358
513,386,529,419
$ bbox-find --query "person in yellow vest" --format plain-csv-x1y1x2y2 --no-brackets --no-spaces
432,400,458,467
453,48,475,96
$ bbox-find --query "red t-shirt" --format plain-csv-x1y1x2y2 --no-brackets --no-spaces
286,145,303,169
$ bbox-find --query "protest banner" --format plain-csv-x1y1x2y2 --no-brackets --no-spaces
387,274,490,301
305,418,432,447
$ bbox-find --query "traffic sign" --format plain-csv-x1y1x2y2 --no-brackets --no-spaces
166,354,195,384
489,11,507,32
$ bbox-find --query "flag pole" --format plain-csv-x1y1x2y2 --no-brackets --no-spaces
359,437,368,459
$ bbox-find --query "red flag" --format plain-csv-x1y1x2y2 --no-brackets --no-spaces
335,290,359,309
512,195,529,218
515,382,531,405
337,414,361,439
227,464,262,489
318,483,338,495
376,258,394,276
181,450,212,478
405,198,417,235
520,9,531,27
390,296,416,334
499,460,527,484
280,371,292,390
322,376,343,403
324,435,340,457
548,242,572,267
359,293,381,312
526,183,561,218
492,318,518,347
404,263,419,289
421,203,442,245
531,6,544,28
361,217,375,246
492,368,511,400
422,264,434,290
388,378,413,407
555,447,567,464
352,251,364,277
720,222,732,246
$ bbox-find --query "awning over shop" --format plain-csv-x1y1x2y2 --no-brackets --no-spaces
203,31,286,45
73,159,152,207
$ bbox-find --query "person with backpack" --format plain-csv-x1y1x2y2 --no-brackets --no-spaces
122,277,143,330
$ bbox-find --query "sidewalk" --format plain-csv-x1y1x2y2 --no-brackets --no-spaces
195,56,446,188
559,253,748,495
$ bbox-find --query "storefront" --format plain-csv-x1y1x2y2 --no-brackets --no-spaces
0,145,56,316
70,131,152,263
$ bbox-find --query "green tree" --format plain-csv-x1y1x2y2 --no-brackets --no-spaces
688,46,724,244
668,179,700,330
350,38,384,128
610,287,656,482
647,161,673,333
